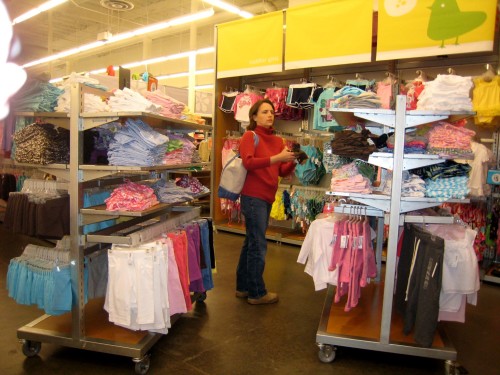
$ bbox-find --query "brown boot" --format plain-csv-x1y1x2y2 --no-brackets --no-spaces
235,290,248,298
247,292,279,305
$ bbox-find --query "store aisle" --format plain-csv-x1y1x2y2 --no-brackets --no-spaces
0,225,498,375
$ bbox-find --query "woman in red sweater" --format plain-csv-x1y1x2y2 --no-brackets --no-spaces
236,99,297,305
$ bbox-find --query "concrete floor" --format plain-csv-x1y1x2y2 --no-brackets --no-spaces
0,225,499,375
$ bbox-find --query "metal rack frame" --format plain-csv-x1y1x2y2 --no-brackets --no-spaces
316,96,472,372
15,83,210,374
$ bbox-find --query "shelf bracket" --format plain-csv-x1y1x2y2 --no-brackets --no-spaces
82,117,119,131
38,168,69,181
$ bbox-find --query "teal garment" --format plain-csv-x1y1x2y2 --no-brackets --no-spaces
13,80,63,112
16,174,27,192
313,88,340,131
83,190,116,234
294,145,326,186
354,160,377,182
345,79,377,91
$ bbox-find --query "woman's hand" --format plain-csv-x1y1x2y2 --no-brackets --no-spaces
270,148,297,164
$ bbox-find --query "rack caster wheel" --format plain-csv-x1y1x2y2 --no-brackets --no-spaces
196,292,207,302
133,354,151,374
22,340,41,357
317,344,336,363
444,360,468,375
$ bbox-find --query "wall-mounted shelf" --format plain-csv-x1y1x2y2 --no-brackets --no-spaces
14,112,70,129
80,112,213,131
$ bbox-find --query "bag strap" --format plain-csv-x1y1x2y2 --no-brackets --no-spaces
250,130,259,148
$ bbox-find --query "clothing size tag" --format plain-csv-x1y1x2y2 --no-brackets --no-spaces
358,236,363,249
340,235,347,249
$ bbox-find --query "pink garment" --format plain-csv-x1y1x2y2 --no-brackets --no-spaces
105,181,159,211
331,219,378,311
234,92,263,124
163,238,188,315
376,81,393,109
265,87,288,116
168,231,192,311
329,221,346,271
427,122,476,150
361,220,377,286
334,222,353,304
331,174,372,194
346,221,363,311
221,138,241,166
142,90,186,119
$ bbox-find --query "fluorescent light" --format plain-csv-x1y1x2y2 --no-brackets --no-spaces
203,0,253,18
48,48,215,83
49,77,64,83
12,0,68,25
89,67,117,75
196,47,216,55
156,69,214,80
157,72,189,80
194,84,214,90
22,8,215,69
122,47,214,69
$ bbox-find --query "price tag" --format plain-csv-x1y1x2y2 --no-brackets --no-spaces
340,235,347,249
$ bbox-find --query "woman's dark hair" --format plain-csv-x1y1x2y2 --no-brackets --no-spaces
246,99,275,131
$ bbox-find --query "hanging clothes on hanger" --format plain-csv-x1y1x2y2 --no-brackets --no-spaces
265,83,288,117
472,64,500,126
286,80,317,109
219,88,240,113
395,223,444,347
233,85,264,128
376,72,397,109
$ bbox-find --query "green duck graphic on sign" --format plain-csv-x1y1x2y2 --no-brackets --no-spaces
427,0,487,48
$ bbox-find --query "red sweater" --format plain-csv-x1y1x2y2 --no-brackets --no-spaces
240,126,295,204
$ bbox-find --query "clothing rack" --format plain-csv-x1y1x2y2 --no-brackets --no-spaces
316,96,468,370
244,84,265,94
128,207,201,246
22,178,69,192
16,83,211,374
331,203,385,283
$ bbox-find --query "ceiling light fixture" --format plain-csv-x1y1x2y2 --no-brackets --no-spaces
156,68,214,80
23,8,215,69
48,48,215,83
203,0,253,19
122,47,214,69
12,0,68,25
194,84,214,90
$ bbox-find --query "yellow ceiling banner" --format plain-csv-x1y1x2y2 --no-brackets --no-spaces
285,0,373,70
216,11,284,78
377,0,498,60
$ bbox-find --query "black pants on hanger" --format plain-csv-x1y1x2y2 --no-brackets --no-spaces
396,224,444,348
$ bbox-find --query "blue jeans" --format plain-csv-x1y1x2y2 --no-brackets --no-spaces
236,195,272,299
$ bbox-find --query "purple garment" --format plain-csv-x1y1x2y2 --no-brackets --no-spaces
1,112,16,155
184,223,204,293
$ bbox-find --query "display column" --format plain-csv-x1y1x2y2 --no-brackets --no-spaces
380,95,406,344
69,83,85,341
